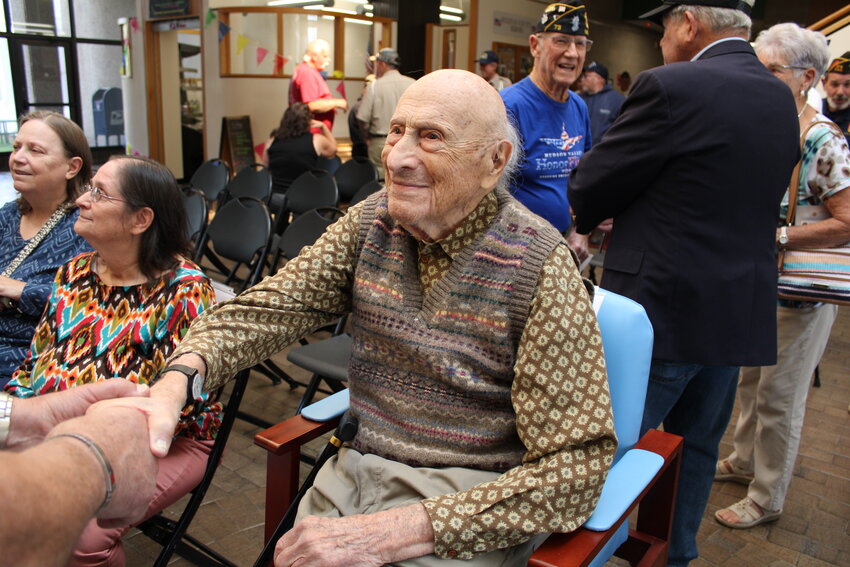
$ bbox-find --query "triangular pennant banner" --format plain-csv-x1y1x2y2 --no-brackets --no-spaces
273,54,287,75
236,34,250,55
218,21,231,43
335,80,346,99
129,17,138,33
205,9,217,28
254,142,266,157
256,46,269,66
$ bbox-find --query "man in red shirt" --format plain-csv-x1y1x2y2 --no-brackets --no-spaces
289,39,348,130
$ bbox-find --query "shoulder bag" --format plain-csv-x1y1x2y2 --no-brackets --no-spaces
777,120,850,305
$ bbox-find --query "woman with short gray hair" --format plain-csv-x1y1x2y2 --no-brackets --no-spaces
714,22,850,529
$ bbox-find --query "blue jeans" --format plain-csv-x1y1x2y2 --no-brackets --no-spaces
640,361,739,567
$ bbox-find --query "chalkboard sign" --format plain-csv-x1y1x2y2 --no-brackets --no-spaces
220,116,254,174
149,0,191,19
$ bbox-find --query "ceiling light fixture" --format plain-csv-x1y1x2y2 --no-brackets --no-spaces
267,0,333,7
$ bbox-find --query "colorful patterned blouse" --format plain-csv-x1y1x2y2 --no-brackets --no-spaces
6,252,221,440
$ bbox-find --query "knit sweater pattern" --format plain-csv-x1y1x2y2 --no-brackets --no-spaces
349,188,563,471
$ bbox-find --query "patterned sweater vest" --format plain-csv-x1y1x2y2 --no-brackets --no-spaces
349,188,563,471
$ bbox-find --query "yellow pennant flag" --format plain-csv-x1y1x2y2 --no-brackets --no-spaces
236,34,250,55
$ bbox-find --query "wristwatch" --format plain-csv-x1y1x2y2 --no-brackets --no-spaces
779,226,789,246
0,392,13,448
162,364,204,406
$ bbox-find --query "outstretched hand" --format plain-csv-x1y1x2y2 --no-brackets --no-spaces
47,404,157,527
87,369,188,457
6,380,149,449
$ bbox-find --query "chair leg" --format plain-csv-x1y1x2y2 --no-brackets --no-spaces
813,365,821,388
296,374,323,415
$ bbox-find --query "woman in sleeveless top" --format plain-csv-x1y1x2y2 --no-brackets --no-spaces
263,102,337,195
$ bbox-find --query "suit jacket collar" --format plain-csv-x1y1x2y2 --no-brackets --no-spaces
695,37,754,61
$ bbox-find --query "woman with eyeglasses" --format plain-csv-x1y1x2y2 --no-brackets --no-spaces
714,23,850,530
0,111,94,386
5,155,221,567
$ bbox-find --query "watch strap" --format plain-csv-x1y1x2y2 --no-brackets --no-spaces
0,392,13,449
161,364,202,406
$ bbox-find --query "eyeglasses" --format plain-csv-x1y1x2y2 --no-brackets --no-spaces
767,64,809,75
537,34,593,52
84,184,125,204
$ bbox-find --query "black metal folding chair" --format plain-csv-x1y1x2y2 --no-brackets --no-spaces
137,369,250,567
188,158,231,204
334,156,378,202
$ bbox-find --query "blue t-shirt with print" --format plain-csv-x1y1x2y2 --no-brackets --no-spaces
501,77,592,233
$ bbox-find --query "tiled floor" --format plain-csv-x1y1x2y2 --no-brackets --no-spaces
124,304,850,567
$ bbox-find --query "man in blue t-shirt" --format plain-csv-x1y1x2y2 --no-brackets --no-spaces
501,1,593,259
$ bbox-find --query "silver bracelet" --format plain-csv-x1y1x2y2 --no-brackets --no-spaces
51,433,115,511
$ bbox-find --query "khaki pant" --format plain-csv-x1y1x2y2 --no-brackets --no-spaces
368,136,387,180
728,303,837,511
296,448,548,566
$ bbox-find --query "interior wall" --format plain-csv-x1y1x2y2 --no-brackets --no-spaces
159,30,184,179
121,2,149,156
429,25,471,72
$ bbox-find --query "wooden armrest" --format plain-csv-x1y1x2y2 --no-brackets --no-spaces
254,414,341,542
253,413,340,455
528,429,683,567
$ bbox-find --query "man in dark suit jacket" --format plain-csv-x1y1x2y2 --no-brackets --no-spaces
568,1,799,565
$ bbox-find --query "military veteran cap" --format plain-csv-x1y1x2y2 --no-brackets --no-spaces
640,0,754,24
535,2,590,37
477,50,499,65
828,52,850,75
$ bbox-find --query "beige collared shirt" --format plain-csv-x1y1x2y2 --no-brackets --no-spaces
356,69,416,136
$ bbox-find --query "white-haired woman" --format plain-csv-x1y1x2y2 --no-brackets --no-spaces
714,23,850,528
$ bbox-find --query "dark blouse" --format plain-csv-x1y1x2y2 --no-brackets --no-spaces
267,132,317,194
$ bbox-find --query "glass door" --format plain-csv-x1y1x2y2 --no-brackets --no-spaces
8,36,78,121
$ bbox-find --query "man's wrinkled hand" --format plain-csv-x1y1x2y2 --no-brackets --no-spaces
6,380,149,450
566,231,590,264
87,389,182,458
273,505,434,567
274,515,387,567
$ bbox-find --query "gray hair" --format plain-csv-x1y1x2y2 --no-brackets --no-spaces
498,117,523,192
668,5,752,39
754,23,830,87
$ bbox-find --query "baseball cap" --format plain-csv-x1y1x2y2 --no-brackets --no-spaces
477,50,499,65
535,2,590,37
640,0,754,24
584,61,608,81
370,48,401,68
828,52,850,75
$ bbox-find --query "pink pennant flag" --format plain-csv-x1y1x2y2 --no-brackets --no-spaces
273,54,288,75
254,142,266,158
335,80,346,99
256,46,269,66
129,17,138,33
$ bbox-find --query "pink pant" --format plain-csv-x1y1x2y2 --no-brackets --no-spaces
70,436,214,567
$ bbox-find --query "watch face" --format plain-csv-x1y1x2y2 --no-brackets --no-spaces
191,374,203,400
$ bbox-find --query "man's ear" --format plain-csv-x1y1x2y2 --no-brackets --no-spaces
679,10,705,43
129,207,154,236
481,140,512,190
529,34,542,58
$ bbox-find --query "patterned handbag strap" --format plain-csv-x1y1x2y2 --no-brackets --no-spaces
1,203,74,278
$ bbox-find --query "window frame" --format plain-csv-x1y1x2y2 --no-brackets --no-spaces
216,6,392,80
